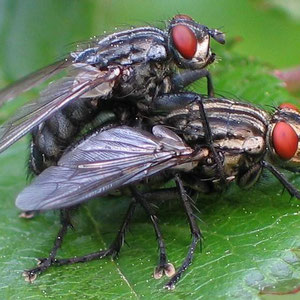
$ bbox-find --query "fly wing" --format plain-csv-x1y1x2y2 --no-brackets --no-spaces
0,58,72,106
16,126,196,211
0,64,120,153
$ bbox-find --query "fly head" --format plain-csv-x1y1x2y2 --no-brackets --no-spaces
168,15,225,70
266,103,300,172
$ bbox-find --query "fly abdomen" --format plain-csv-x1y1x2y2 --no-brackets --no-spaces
45,110,77,141
29,97,103,174
29,96,139,175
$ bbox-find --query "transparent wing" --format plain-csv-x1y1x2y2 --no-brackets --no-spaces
0,64,120,153
16,126,196,211
0,58,72,106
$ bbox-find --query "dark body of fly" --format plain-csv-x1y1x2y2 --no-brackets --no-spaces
73,27,173,101
10,14,225,174
0,15,225,156
70,17,223,104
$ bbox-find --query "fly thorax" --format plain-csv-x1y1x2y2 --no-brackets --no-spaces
114,61,172,103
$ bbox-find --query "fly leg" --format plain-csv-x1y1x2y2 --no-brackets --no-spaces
48,189,179,270
39,201,137,269
23,209,71,282
171,69,214,97
130,187,175,279
262,161,300,199
24,188,176,280
195,95,226,184
164,174,203,290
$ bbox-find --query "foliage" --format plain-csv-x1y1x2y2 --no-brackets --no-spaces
0,1,300,299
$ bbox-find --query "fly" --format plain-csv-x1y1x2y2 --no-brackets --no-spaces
0,14,225,155
15,93,300,289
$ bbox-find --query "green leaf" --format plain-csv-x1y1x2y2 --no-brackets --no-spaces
1,1,300,299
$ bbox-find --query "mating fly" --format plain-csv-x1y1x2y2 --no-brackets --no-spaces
15,93,300,289
0,14,224,289
0,14,225,159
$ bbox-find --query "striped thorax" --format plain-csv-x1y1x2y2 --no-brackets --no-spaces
163,97,300,189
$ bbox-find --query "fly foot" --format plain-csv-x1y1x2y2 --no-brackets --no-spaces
19,211,36,219
23,269,38,283
23,257,53,282
154,263,175,279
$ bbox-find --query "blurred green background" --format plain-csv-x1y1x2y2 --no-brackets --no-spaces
1,1,300,299
1,0,300,84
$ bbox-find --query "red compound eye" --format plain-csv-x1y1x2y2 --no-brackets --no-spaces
272,121,298,160
171,25,197,59
279,103,299,112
